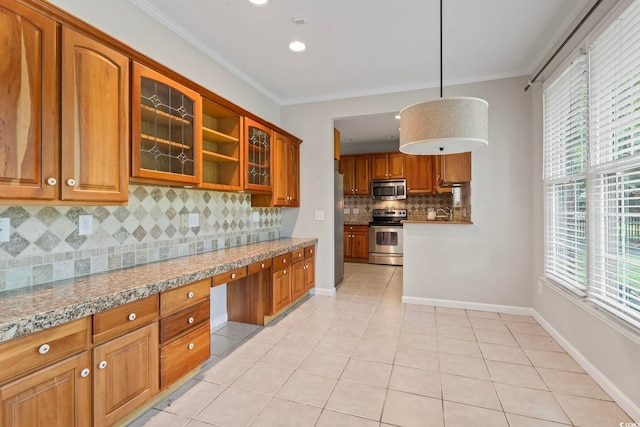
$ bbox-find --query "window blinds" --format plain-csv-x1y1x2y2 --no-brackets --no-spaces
588,0,640,328
543,56,588,293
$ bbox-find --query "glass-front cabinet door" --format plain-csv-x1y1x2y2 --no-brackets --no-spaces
244,118,272,192
132,63,201,184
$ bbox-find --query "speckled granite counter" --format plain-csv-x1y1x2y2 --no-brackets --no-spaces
402,220,473,225
0,237,317,343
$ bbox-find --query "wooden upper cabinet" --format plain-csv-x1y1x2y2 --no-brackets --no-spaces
61,27,129,202
244,118,272,192
437,152,471,186
339,155,371,195
371,153,405,180
200,99,242,191
132,62,202,184
0,1,56,200
405,155,435,194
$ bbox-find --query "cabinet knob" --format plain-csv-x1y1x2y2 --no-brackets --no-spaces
310,249,313,254
128,313,136,321
188,317,195,324
261,263,265,268
66,178,76,187
80,368,90,378
231,273,236,279
282,259,286,264
187,291,194,299
188,343,195,350
298,253,302,258
38,344,50,355
283,269,287,275
46,177,57,186
98,361,107,369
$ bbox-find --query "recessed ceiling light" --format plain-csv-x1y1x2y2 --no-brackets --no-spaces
249,0,268,6
289,41,306,53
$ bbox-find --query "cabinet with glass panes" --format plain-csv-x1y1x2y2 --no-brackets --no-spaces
201,99,242,191
131,63,202,184
244,118,273,192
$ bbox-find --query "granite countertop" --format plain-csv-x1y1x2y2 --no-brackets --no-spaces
344,222,369,226
402,220,473,224
0,237,317,343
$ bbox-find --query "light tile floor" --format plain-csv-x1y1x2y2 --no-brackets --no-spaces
130,263,634,427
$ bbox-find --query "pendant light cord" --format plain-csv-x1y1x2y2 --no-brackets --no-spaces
440,0,443,98
524,0,603,91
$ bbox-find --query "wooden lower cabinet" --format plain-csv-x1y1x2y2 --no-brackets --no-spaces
304,256,315,292
0,351,91,427
345,225,369,261
93,323,159,427
291,259,306,301
160,323,209,389
271,268,292,315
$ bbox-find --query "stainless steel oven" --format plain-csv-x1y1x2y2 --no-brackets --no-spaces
368,209,406,266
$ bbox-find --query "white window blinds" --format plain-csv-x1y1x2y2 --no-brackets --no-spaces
588,0,640,328
543,56,588,292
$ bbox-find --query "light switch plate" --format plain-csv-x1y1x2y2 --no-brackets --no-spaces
352,208,360,214
314,211,325,221
180,214,188,229
252,211,260,222
188,213,199,227
343,208,350,214
0,218,9,242
78,215,93,235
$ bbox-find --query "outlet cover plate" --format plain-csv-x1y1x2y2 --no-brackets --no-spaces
188,213,199,227
0,218,9,242
78,215,93,235
314,211,325,221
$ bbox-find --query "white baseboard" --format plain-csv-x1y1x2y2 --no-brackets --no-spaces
311,287,336,297
533,311,640,422
401,296,534,316
210,313,228,332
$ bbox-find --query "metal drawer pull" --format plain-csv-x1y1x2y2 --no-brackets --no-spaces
282,259,286,263
187,291,194,298
98,361,107,369
66,178,76,186
283,269,287,275
81,368,90,378
46,177,57,186
128,313,136,321
231,273,236,279
261,263,265,268
38,344,50,355
188,343,194,350
188,317,195,324
298,253,302,258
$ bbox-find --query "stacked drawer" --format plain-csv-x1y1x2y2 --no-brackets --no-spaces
159,278,211,389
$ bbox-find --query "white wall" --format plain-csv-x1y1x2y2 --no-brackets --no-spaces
281,76,533,303
48,0,281,123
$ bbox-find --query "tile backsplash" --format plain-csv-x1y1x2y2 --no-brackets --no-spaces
0,185,280,291
344,193,454,223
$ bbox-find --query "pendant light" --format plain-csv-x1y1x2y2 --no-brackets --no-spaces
399,0,488,155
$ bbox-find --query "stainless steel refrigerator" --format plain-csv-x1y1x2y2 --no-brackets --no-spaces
334,171,344,286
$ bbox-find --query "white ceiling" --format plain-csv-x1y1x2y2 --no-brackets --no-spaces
131,0,589,148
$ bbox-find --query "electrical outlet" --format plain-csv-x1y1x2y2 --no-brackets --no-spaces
188,213,199,227
343,208,350,215
180,214,188,229
314,211,325,221
252,211,260,222
0,218,9,242
78,215,93,235
352,208,360,214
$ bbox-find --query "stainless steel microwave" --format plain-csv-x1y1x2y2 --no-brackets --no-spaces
371,179,407,200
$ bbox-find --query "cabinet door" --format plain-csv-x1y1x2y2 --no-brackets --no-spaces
440,152,471,184
291,261,305,301
245,118,273,191
0,1,56,200
271,268,291,314
132,63,201,184
287,139,300,206
339,156,355,195
60,28,129,202
370,154,389,180
352,231,369,259
406,155,434,194
343,229,352,258
304,257,315,291
0,352,91,427
388,153,405,178
354,156,371,195
272,132,289,205
93,323,158,427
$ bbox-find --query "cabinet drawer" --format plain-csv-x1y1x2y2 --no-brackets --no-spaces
213,266,247,287
160,300,210,344
160,278,211,317
272,252,292,271
305,245,315,258
160,323,210,389
0,317,90,385
292,248,305,263
248,258,272,275
93,295,158,344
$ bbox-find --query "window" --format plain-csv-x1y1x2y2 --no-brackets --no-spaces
544,0,640,329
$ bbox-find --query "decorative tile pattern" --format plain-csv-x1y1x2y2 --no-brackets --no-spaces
0,185,281,291
344,193,454,224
